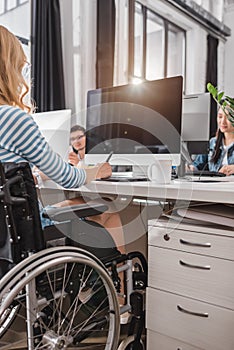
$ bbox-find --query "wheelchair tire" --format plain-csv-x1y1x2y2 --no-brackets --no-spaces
117,335,145,350
0,302,20,338
0,246,120,349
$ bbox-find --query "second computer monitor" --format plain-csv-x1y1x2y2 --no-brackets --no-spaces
85,76,183,166
32,109,72,160
182,92,210,154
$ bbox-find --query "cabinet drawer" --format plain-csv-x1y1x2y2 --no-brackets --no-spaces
147,330,201,350
148,226,234,260
146,288,234,350
148,246,234,309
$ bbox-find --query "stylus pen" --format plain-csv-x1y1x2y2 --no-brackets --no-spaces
105,151,113,162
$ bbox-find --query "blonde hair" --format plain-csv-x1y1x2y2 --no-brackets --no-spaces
0,25,31,112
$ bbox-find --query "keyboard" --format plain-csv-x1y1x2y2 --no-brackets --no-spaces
97,176,148,182
185,170,226,177
96,171,148,182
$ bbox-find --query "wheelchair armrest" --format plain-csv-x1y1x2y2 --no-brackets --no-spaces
0,189,27,206
42,203,108,222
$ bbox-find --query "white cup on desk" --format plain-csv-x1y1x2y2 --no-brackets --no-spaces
147,159,172,183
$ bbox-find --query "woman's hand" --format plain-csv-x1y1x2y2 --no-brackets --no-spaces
32,167,49,183
186,164,196,172
219,164,234,176
95,162,112,179
85,162,112,183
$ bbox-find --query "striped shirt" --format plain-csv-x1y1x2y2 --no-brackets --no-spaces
0,105,86,188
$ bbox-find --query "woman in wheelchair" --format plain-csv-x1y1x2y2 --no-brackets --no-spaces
0,25,147,349
0,23,125,253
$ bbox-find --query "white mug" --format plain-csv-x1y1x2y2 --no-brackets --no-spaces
148,160,172,183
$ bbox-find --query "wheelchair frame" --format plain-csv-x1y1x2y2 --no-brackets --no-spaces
0,162,147,350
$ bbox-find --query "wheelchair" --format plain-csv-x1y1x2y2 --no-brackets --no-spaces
0,162,147,349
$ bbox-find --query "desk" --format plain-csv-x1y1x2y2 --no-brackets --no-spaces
40,178,234,349
40,177,234,258
41,177,234,204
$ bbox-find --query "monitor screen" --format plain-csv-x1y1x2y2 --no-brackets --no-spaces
85,76,183,166
32,109,71,160
182,93,210,154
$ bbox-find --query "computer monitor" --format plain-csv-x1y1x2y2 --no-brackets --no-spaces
181,93,210,154
85,76,183,166
32,109,71,159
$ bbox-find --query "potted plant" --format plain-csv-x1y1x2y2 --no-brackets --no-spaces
207,82,234,126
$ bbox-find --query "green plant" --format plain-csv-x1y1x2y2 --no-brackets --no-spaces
207,82,234,126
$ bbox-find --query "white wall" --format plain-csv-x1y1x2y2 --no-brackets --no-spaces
0,2,30,59
0,2,30,37
60,0,97,125
223,3,234,96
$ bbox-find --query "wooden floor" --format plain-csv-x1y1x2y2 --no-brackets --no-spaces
0,324,136,349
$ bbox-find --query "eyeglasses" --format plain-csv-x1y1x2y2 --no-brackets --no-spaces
70,135,85,143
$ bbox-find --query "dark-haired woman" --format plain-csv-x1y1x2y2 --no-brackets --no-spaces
189,106,234,175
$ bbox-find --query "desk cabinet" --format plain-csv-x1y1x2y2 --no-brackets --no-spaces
146,218,234,350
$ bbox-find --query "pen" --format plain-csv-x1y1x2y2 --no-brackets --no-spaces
105,151,113,162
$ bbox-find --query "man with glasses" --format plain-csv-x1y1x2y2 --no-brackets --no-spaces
68,125,86,167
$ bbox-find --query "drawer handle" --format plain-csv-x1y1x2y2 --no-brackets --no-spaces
180,239,211,248
177,304,209,318
179,259,211,270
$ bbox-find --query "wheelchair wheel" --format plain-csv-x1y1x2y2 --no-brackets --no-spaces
0,302,20,338
117,335,145,350
0,246,120,349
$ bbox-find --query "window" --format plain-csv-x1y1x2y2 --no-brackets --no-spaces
146,10,165,80
7,0,17,11
0,0,29,14
134,2,144,78
0,0,30,59
167,23,185,79
129,1,186,84
0,2,5,14
0,0,31,100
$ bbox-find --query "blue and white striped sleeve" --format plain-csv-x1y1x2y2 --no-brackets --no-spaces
0,107,86,188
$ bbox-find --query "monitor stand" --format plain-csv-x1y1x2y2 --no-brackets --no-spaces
177,158,186,178
132,165,148,178
178,142,193,178
111,165,148,179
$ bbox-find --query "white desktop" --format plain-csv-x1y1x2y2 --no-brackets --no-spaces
32,109,71,160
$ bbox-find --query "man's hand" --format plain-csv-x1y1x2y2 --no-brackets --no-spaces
68,150,79,166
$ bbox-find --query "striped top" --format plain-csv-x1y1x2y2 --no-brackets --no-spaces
0,105,86,188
